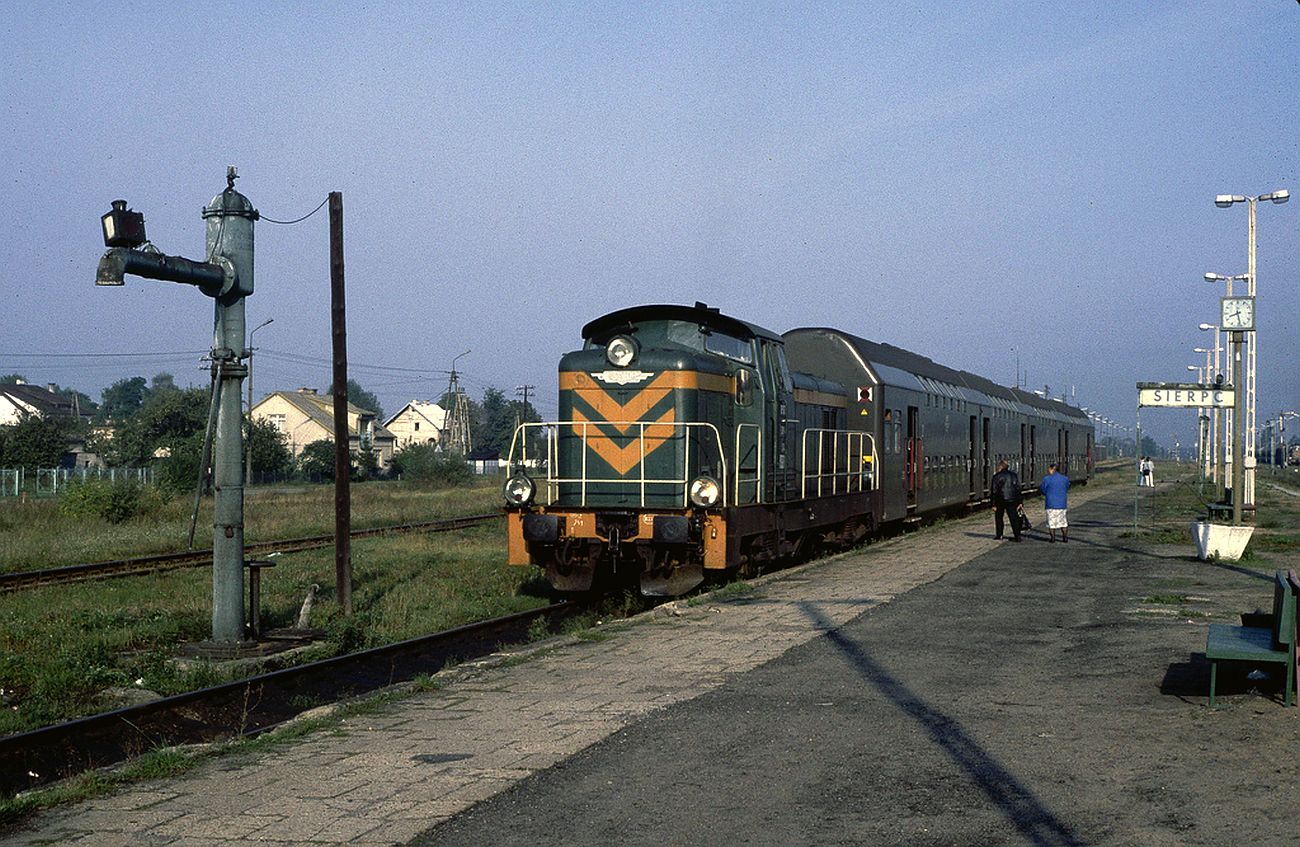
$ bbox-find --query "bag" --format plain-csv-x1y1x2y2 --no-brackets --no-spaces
1017,505,1032,532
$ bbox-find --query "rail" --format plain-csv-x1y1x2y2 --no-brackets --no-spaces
0,513,500,592
800,429,877,499
507,420,729,508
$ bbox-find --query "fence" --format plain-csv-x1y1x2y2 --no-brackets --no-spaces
0,467,154,497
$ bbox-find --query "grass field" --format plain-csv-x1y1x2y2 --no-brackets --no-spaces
0,479,548,737
1124,462,1300,569
0,479,502,573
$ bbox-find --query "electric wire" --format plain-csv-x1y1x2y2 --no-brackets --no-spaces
260,197,329,225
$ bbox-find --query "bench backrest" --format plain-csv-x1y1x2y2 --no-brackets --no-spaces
1271,570,1297,648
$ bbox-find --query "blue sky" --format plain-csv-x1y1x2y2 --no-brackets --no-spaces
2,2,1296,450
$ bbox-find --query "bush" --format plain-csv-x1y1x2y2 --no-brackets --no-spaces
58,479,163,524
391,444,473,487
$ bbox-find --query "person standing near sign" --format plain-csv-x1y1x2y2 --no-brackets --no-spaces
1039,463,1070,542
990,460,1022,541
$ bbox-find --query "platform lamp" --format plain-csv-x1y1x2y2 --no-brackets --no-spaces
1213,189,1290,509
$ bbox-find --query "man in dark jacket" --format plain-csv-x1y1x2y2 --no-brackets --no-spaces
990,460,1022,541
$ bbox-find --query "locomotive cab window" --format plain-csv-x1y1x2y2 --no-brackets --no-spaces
702,329,755,364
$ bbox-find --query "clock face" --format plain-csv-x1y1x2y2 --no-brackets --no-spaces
1222,297,1255,330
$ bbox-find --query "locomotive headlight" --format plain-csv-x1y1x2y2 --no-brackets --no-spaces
605,335,637,367
504,473,535,506
689,476,721,508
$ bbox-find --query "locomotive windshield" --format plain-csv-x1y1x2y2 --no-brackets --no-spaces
585,319,755,364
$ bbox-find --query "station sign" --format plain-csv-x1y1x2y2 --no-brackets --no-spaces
1137,382,1234,408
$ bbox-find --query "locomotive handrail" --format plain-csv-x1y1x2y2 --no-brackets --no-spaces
800,429,877,499
506,420,728,509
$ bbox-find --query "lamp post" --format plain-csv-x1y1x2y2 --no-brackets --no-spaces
1187,365,1206,480
1214,189,1290,509
1198,322,1226,496
245,317,274,484
1194,347,1214,481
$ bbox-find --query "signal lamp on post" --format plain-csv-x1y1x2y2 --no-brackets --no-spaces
101,200,147,249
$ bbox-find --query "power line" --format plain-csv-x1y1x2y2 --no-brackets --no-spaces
0,350,208,358
259,196,329,225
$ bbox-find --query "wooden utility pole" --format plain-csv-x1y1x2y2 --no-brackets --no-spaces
329,191,352,616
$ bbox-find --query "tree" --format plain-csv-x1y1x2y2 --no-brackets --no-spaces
150,372,180,394
391,443,473,487
245,417,293,477
299,439,342,481
354,446,380,481
472,387,540,459
0,373,27,384
99,376,150,422
327,379,384,420
475,387,516,458
0,414,72,471
107,387,209,467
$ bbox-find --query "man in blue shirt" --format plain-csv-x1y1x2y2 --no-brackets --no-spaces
1039,463,1070,543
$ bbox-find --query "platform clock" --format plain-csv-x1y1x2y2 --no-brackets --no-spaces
1221,296,1255,331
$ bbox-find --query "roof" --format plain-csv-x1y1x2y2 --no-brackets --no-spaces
384,401,447,431
582,303,784,344
0,383,75,418
259,391,395,439
783,328,1089,423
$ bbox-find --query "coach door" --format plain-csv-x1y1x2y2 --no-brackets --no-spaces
968,415,978,500
1020,423,1027,478
982,416,991,496
906,406,920,511
1030,425,1037,481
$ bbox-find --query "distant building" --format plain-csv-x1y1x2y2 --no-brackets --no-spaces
383,401,448,449
251,388,396,469
0,381,102,467
0,381,75,426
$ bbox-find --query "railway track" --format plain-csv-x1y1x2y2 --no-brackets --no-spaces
0,512,501,592
0,601,577,796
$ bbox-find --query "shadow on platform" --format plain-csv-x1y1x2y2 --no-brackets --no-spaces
799,601,1085,847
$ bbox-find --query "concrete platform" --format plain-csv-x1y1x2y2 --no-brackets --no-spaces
6,482,1298,846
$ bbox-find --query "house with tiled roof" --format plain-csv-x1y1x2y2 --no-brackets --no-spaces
251,388,396,469
383,401,447,449
0,381,76,426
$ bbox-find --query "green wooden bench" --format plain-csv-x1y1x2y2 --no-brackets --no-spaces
1205,569,1297,707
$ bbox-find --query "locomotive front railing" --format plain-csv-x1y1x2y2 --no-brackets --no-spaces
800,429,877,499
506,420,729,508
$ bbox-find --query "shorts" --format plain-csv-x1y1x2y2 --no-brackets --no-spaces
1046,508,1068,529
